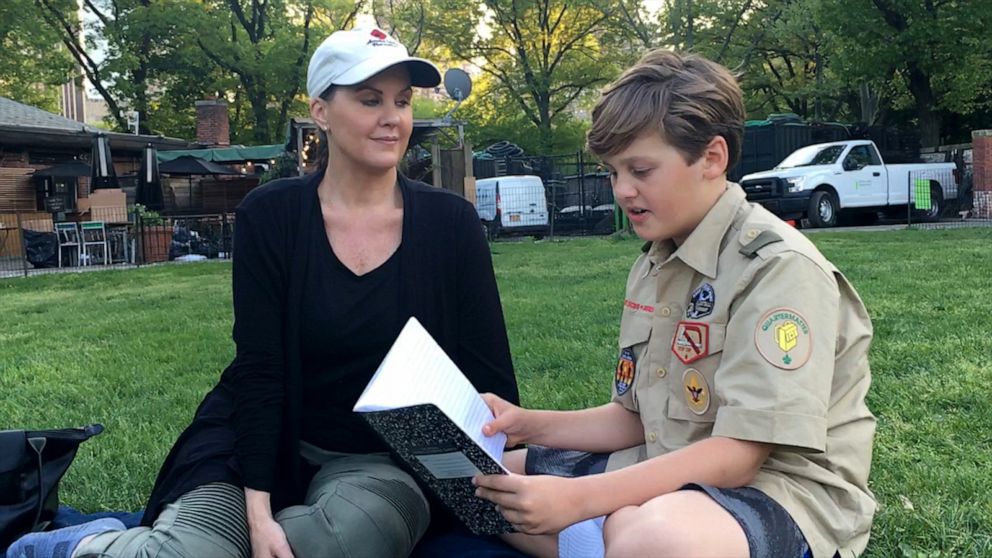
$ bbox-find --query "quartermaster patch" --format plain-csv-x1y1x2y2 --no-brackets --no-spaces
686,283,715,319
671,321,709,364
755,307,812,370
682,368,710,415
615,347,635,396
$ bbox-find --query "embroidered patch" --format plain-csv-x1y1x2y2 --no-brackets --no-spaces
682,368,710,415
755,308,813,370
615,347,635,396
671,321,709,364
624,299,655,314
686,283,715,319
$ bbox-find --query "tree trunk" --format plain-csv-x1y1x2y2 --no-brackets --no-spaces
249,88,270,144
538,93,553,152
133,0,152,134
916,104,941,148
905,62,940,147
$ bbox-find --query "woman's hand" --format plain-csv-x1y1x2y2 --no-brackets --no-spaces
474,473,583,535
480,393,535,447
245,488,294,558
248,516,294,558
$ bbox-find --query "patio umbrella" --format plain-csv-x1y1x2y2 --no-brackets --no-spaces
90,133,118,189
159,155,241,211
34,161,91,177
158,156,242,176
135,143,163,211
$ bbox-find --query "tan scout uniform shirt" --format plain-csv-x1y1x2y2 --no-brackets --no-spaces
610,183,876,558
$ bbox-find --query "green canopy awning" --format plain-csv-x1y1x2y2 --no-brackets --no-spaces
158,144,285,163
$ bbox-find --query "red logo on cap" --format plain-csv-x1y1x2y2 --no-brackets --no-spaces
371,29,387,40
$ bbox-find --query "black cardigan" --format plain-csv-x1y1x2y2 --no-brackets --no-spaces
142,171,519,524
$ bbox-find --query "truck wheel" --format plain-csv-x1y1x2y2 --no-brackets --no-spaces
807,191,838,228
915,184,944,222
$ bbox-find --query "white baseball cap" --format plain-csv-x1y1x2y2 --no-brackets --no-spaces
307,26,442,99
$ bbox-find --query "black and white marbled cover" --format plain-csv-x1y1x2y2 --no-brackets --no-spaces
361,403,515,535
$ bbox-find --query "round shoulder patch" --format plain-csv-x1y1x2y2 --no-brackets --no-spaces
754,307,812,370
681,368,710,415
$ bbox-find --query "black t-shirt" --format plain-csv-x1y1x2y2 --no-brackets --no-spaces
298,204,403,453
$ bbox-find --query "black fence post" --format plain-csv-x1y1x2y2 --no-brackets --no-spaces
136,213,144,266
222,212,229,259
16,211,27,277
577,150,585,235
906,170,912,227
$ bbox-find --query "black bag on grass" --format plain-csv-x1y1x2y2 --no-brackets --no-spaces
0,424,103,550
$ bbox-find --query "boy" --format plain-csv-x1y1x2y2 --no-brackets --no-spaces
474,49,876,558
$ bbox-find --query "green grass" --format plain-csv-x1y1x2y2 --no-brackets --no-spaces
2,228,991,557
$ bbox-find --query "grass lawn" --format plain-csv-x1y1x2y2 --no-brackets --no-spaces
2,227,990,557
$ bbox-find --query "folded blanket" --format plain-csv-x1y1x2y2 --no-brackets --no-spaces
0,507,142,558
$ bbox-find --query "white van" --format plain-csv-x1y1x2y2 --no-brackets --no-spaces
474,175,550,238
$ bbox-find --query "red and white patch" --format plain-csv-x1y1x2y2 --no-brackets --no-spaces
671,321,709,364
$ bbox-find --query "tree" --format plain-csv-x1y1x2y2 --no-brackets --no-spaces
0,0,74,112
34,0,136,130
458,72,588,154
739,0,845,121
186,0,363,144
420,0,624,154
819,0,992,146
31,0,363,141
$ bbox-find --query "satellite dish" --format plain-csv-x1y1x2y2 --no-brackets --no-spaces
444,69,472,102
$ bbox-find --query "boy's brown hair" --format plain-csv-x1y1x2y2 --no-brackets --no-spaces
587,49,745,172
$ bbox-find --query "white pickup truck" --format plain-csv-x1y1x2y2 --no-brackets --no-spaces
740,140,957,227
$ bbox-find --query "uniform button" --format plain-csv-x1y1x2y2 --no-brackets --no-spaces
647,432,657,443
656,367,667,378
659,307,671,317
746,229,759,239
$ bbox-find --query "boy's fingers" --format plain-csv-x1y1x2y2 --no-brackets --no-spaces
474,473,518,491
475,486,524,511
483,415,508,436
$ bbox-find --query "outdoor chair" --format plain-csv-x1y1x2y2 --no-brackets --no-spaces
54,222,81,268
80,221,110,266
106,225,133,264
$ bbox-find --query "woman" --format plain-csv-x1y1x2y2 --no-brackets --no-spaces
9,27,519,558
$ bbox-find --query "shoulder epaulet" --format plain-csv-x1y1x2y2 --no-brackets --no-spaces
641,241,652,253
739,230,783,258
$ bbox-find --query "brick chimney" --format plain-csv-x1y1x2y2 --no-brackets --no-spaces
973,130,992,219
196,99,230,146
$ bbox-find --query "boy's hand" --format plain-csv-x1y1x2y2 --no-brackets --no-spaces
480,393,533,447
474,473,582,535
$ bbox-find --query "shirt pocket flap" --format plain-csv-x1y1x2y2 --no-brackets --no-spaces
619,310,653,348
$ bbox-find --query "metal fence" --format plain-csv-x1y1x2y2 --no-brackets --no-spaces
0,209,234,279
904,165,990,229
475,151,617,239
472,150,992,238
136,213,234,264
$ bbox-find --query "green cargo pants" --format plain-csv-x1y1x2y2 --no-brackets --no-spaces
77,447,430,558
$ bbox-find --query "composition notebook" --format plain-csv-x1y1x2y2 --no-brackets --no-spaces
353,317,514,535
